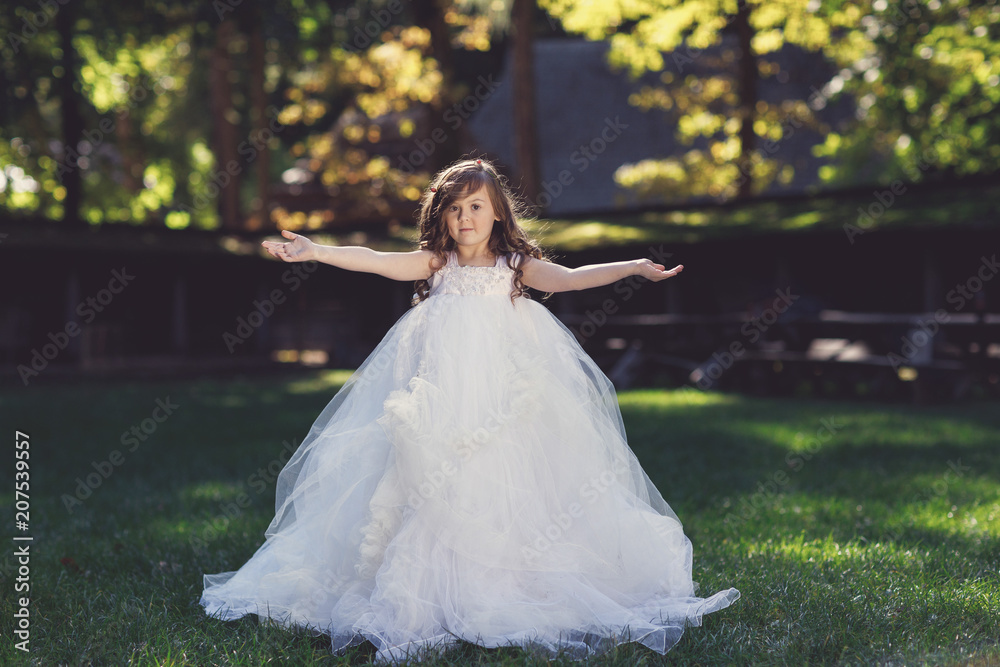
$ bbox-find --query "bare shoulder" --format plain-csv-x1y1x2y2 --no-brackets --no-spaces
369,248,441,281
518,253,558,271
517,253,575,293
411,248,447,278
420,248,448,274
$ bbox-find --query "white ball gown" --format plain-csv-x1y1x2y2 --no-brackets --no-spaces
199,250,740,663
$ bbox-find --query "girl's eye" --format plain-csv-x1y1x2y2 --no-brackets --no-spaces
472,204,480,210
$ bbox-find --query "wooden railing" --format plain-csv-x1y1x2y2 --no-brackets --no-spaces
556,310,1000,402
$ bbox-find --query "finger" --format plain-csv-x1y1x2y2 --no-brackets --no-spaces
281,229,297,239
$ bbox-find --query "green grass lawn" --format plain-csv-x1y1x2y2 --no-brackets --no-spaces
1,370,998,666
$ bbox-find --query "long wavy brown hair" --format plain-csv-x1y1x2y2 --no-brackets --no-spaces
411,158,551,306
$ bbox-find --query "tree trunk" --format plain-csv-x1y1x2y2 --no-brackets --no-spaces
115,101,145,198
209,18,242,230
56,1,84,227
512,0,541,208
412,0,462,170
249,16,270,231
734,0,757,199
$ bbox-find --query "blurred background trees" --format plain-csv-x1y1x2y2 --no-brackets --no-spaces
2,0,998,231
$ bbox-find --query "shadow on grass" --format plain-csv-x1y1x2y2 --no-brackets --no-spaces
618,394,1000,512
2,373,998,665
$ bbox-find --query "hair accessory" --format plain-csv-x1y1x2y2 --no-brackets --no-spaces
430,187,437,192
476,159,482,165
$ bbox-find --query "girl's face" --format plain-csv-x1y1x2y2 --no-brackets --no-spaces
443,185,498,249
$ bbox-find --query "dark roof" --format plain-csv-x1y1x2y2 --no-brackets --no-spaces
467,37,846,215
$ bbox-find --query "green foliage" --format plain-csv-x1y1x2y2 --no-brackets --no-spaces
815,0,1000,185
1,1,241,228
541,0,1000,202
0,0,510,229
72,28,202,225
271,24,444,231
540,0,835,201
270,0,507,230
3,0,998,228
1,3,70,217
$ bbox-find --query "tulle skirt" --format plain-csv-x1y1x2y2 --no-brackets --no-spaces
199,292,739,663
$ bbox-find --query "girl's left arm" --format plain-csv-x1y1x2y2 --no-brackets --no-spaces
520,256,683,293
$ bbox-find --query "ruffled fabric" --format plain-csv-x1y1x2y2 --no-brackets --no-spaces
200,250,739,663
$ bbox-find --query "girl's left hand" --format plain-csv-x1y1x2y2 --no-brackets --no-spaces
262,229,317,262
635,259,684,282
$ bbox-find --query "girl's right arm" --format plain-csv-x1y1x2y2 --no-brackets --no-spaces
261,230,437,281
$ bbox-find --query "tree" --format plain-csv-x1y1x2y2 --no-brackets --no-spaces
247,7,270,231
512,0,541,205
814,0,1000,185
1,0,232,228
209,15,243,231
538,0,1000,203
55,0,84,226
1,0,84,221
540,0,837,202
269,0,512,228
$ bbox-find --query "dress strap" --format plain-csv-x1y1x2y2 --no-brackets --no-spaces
445,250,510,267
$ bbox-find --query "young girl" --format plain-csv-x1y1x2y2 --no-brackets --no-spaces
200,158,739,663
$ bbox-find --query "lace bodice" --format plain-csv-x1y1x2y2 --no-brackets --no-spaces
428,250,518,297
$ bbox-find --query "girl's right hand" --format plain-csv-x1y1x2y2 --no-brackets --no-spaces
261,229,316,262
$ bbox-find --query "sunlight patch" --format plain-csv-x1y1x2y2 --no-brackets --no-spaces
284,369,355,394
182,481,246,503
618,387,740,409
